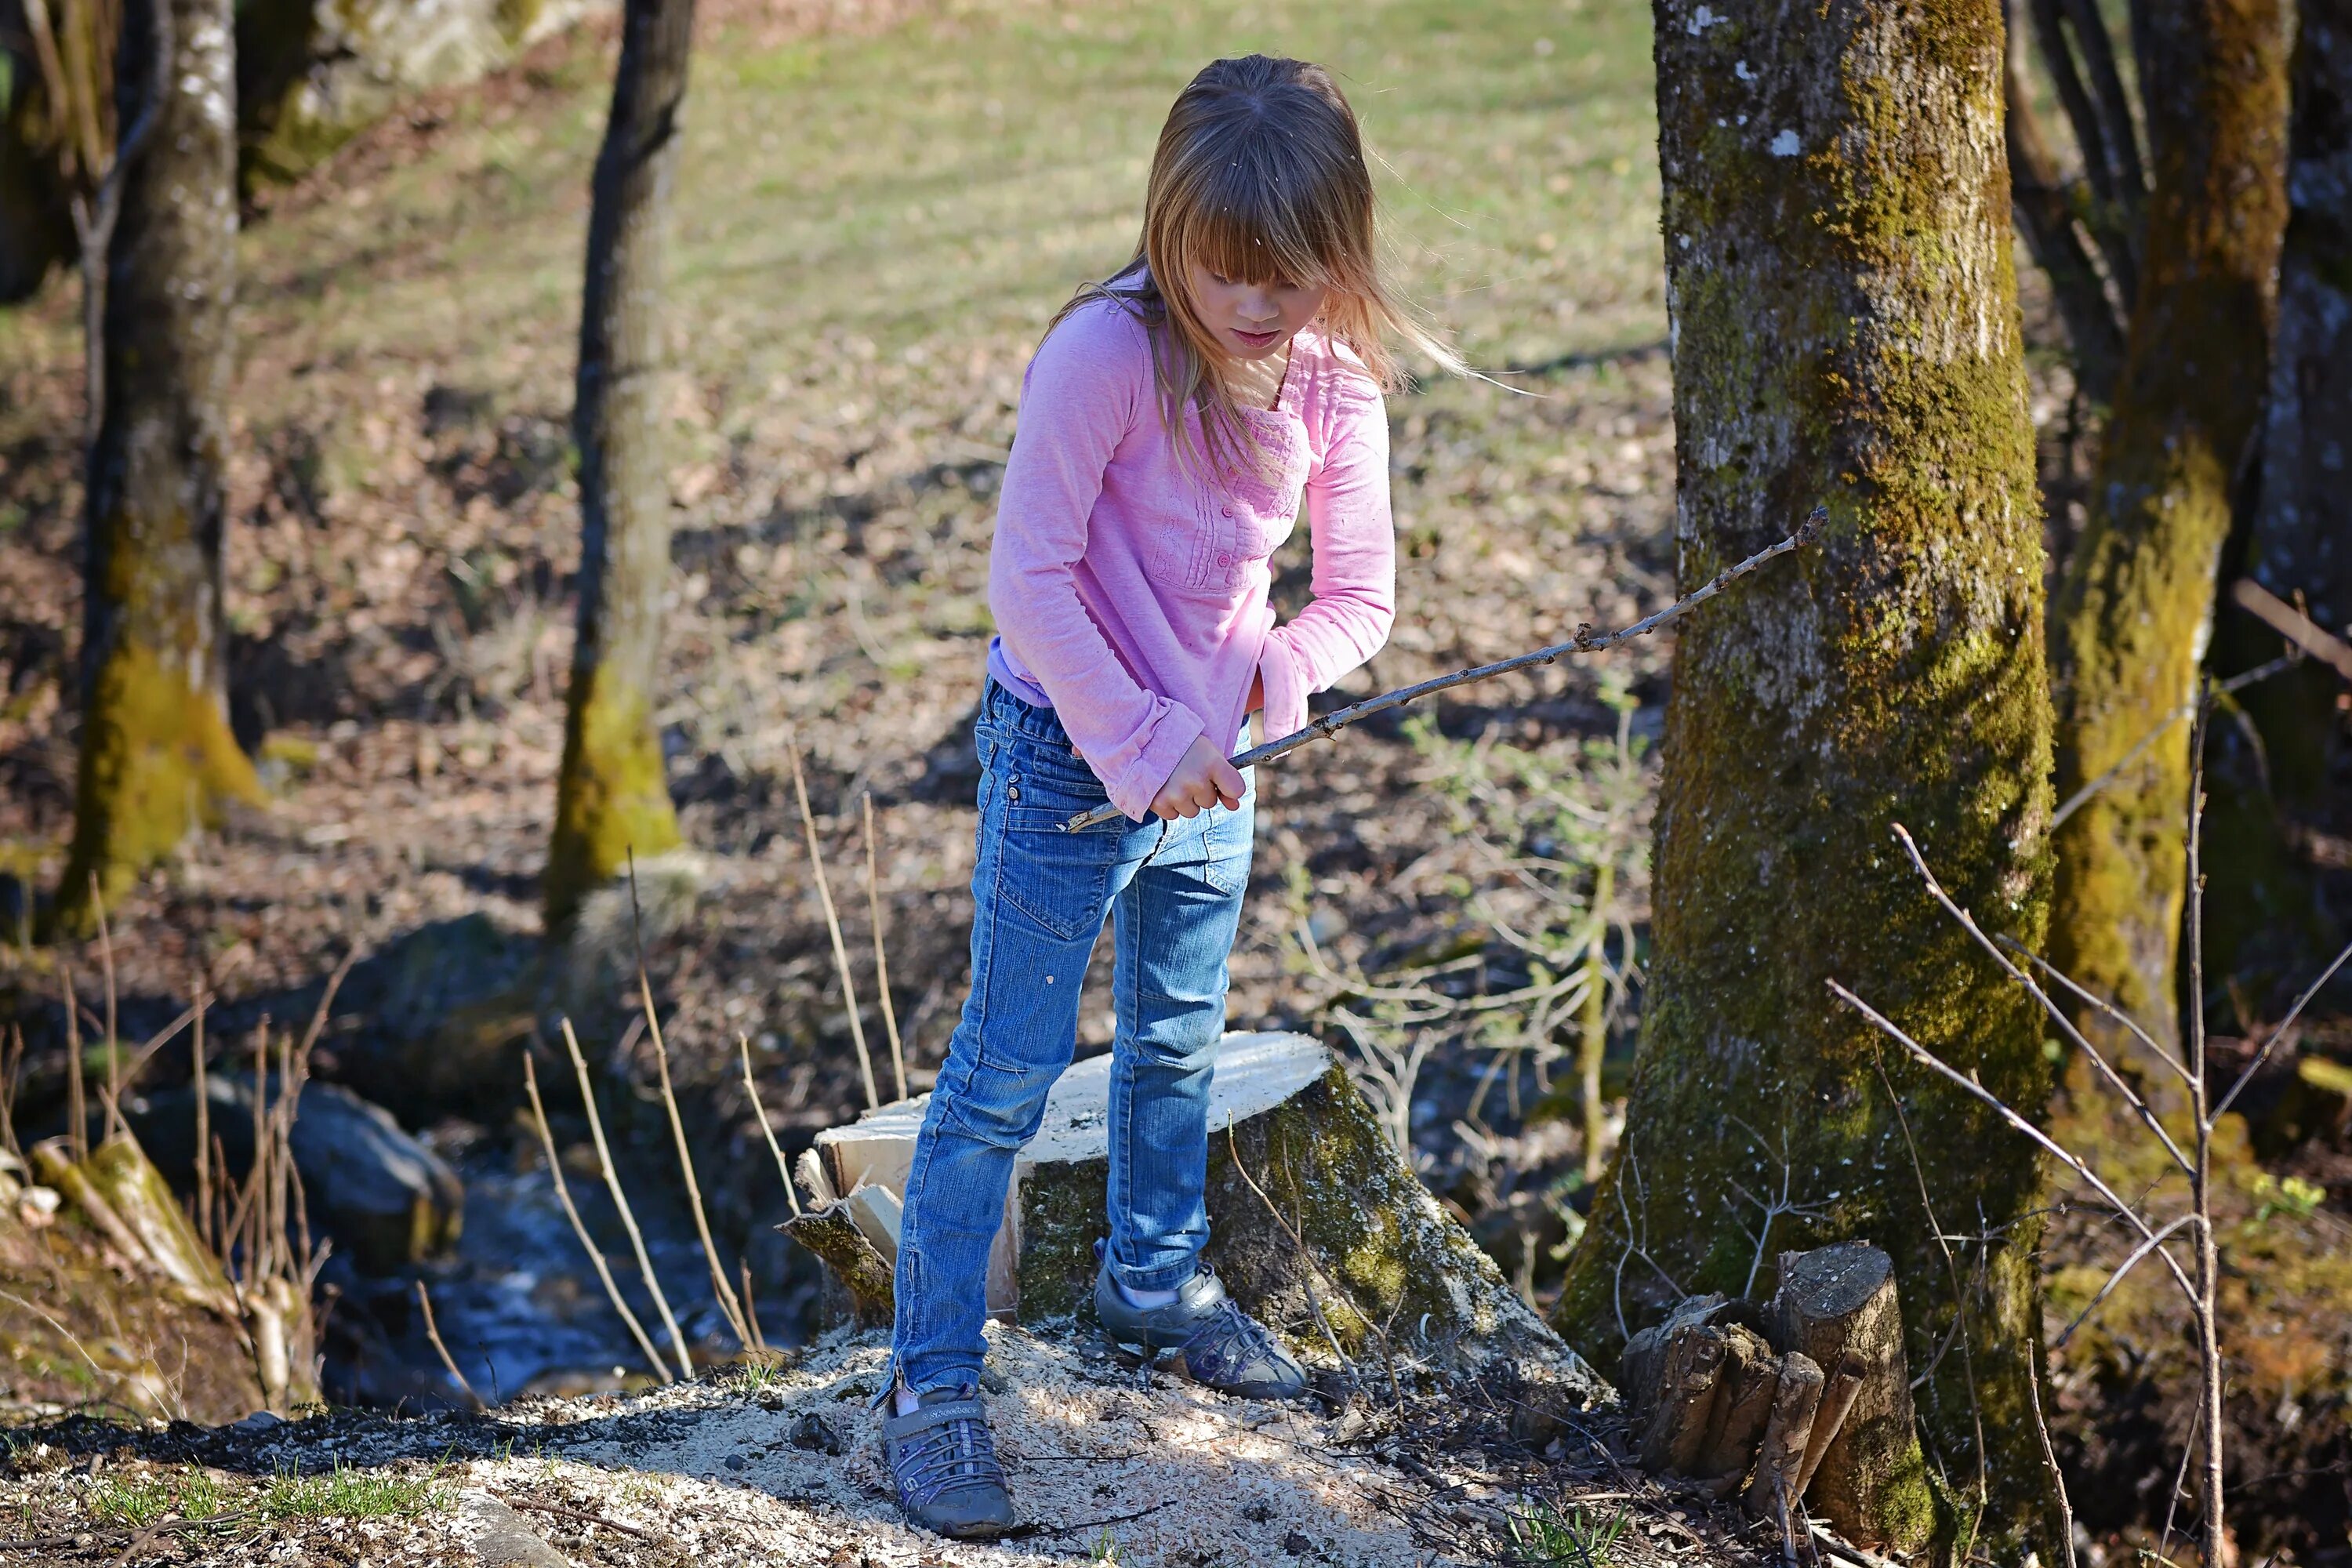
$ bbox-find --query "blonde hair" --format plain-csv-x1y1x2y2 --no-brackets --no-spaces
1048,54,1459,480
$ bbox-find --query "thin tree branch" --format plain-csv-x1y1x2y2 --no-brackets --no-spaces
1825,979,2197,1305
1888,824,2194,1172
2050,653,2298,829
1062,509,1823,831
2211,936,2352,1123
2229,579,2352,684
2052,1214,2193,1348
788,747,878,1109
1996,936,2193,1088
524,1049,673,1384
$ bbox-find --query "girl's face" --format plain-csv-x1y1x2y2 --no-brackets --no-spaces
1183,261,1328,361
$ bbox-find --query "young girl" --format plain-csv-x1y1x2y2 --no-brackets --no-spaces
879,54,1453,1538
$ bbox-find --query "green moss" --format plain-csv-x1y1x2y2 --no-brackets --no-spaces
1560,0,2051,1552
59,639,263,931
543,666,681,927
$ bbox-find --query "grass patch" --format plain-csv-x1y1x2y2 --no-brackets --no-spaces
260,1458,454,1521
1506,1501,1628,1567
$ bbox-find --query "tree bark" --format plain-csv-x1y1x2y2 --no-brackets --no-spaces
60,0,260,928
1552,0,2056,1552
545,0,692,929
2202,0,2352,1006
2002,0,2125,406
2048,0,2291,1059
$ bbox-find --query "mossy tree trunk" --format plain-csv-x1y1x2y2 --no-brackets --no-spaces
2201,0,2352,1007
2048,0,2291,1057
60,0,260,928
1553,0,2056,1552
544,0,691,929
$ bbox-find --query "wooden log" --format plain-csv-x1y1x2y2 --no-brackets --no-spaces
1742,1350,1825,1523
1693,1323,1779,1485
1637,1319,1726,1474
776,1204,893,1328
788,1032,1606,1395
1767,1243,1923,1548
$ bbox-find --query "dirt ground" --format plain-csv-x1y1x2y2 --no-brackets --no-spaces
2,0,2348,1556
0,1323,1764,1567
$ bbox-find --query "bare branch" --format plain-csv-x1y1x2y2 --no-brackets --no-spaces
559,1017,693,1375
1889,825,2194,1172
2050,653,2298,830
2212,935,2352,1123
1062,509,1823,832
739,1032,802,1218
524,1049,674,1383
1996,936,2193,1088
2052,1214,2193,1348
2227,579,2352,684
789,747,879,1109
1825,978,2197,1305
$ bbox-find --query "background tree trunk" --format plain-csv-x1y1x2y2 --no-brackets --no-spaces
2047,0,2291,1056
544,0,692,929
60,0,259,927
1552,0,2056,1551
2201,0,2352,1006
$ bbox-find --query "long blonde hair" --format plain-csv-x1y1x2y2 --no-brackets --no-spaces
1048,54,1459,480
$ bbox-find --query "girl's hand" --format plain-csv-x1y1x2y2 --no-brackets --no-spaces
1152,735,1247,820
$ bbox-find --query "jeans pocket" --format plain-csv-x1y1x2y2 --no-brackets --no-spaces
996,741,1123,942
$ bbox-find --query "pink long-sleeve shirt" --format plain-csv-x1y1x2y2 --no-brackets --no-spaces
985,296,1397,822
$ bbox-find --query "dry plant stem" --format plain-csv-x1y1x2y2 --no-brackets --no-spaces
1998,938,2192,1087
2209,934,2352,1122
416,1281,485,1410
63,964,85,1161
92,874,120,1141
191,993,211,1251
560,1017,693,1376
739,1258,768,1354
2183,701,2224,1568
1889,823,2195,1170
789,749,878,1109
2022,1325,2082,1568
524,1051,673,1383
0,1025,22,1163
1063,510,1824,831
740,1033,802,1218
637,967,752,1349
862,792,907,1101
1225,1121,1355,1381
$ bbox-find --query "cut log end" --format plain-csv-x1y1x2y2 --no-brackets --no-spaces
781,1033,1606,1401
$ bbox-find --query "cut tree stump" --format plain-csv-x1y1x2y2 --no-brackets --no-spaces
1619,1242,1926,1549
783,1031,1603,1395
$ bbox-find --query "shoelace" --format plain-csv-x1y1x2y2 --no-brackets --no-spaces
1181,1298,1283,1384
892,1413,1007,1509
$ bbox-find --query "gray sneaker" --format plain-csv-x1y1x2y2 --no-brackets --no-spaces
1092,1247,1308,1400
878,1382,1015,1538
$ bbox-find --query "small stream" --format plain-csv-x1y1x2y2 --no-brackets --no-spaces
319,1127,786,1409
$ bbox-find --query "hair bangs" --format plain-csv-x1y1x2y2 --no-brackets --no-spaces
1179,153,1338,290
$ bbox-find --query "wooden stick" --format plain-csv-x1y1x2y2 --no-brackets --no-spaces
560,1017,694,1376
740,1033,802,1218
789,750,878,1109
739,1258,768,1355
416,1280,485,1410
862,792,907,1102
522,1051,673,1384
1062,509,1822,830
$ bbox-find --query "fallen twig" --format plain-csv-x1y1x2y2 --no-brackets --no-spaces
522,1051,673,1382
496,1493,652,1540
1062,508,1822,831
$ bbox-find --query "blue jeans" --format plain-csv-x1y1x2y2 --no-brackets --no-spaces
889,679,1254,1393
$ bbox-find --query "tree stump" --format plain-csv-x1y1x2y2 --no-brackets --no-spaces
785,1032,1603,1395
1617,1243,1929,1550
